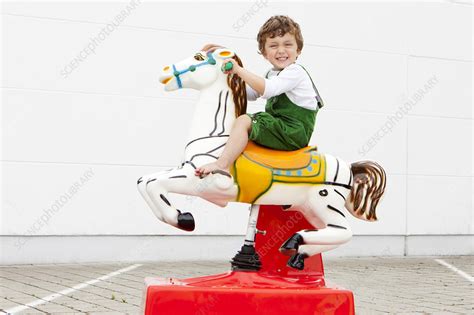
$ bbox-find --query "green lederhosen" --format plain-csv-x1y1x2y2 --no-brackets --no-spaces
248,94,317,150
247,65,324,151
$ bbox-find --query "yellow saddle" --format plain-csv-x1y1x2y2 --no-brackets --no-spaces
242,141,316,169
230,141,327,204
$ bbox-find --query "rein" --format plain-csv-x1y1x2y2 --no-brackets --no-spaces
172,52,217,89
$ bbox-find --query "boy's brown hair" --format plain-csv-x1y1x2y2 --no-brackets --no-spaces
257,15,304,55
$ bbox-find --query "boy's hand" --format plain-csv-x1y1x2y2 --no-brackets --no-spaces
201,43,223,53
221,58,240,75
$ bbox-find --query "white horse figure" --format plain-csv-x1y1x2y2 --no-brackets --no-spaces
137,48,386,269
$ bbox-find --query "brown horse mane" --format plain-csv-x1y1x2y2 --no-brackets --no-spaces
202,45,247,117
227,54,247,117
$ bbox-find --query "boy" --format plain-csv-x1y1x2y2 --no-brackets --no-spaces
196,15,323,177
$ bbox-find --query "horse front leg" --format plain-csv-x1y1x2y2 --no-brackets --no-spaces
139,165,237,232
137,166,196,231
280,185,353,270
137,169,172,222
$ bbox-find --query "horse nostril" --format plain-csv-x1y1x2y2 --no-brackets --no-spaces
163,66,170,71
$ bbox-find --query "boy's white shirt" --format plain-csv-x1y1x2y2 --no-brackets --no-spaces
245,63,319,111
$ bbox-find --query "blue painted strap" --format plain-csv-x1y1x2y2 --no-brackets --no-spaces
171,52,218,89
172,64,182,89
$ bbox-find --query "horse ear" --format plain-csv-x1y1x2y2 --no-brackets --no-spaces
213,48,235,59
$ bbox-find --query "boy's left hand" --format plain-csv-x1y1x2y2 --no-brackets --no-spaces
201,43,223,53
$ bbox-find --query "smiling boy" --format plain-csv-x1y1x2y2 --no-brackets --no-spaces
195,15,324,177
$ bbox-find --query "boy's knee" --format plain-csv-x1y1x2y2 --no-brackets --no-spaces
235,114,252,132
236,115,251,130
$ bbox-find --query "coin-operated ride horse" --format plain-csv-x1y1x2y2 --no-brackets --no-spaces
138,48,386,314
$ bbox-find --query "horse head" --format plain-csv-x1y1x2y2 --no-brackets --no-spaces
158,48,247,117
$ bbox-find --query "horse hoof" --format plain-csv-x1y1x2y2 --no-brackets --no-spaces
177,211,195,231
287,253,308,270
279,233,304,255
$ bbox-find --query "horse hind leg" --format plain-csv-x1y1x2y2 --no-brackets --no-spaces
280,185,353,270
279,228,343,270
287,244,340,270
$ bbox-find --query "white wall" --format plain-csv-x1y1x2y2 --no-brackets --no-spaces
1,0,472,264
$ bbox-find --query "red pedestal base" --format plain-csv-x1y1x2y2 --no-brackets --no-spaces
142,206,355,314
144,271,353,314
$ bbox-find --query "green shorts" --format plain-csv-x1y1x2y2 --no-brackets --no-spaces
246,112,311,151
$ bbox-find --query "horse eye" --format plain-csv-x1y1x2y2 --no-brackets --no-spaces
194,53,205,61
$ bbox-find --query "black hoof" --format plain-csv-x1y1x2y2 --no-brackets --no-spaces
177,211,195,231
279,233,304,255
287,253,308,270
137,177,143,184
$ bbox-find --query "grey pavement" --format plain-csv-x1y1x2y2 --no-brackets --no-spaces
0,256,472,314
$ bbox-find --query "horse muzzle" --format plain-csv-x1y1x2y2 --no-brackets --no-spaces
159,64,174,85
159,76,173,85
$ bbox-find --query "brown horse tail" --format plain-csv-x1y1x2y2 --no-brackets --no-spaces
227,54,247,117
346,161,386,221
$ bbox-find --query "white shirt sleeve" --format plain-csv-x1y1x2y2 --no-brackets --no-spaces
262,64,305,99
246,84,260,101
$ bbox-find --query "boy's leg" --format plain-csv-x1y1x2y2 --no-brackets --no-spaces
195,115,251,176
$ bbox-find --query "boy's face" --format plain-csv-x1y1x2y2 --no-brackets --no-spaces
263,32,301,70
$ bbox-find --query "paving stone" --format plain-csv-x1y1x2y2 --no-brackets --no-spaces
0,257,472,314
34,303,80,313
0,298,25,311
87,312,125,315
